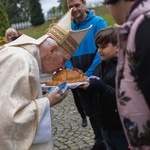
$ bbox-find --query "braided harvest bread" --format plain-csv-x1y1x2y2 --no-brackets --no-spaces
46,68,86,86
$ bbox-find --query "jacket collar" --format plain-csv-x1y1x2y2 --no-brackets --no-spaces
127,0,150,22
128,0,143,16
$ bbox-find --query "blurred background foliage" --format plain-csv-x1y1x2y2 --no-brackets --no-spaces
0,0,10,36
0,0,115,41
20,5,115,39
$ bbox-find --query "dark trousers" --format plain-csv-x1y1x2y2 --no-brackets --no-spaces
76,88,103,141
71,89,86,119
101,129,128,150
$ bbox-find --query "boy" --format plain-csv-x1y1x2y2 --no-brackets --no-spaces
82,26,128,150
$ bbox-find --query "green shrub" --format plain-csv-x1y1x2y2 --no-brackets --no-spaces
20,21,52,38
0,0,10,37
103,14,115,26
93,5,115,26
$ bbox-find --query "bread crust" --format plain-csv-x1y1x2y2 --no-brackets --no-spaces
45,68,86,86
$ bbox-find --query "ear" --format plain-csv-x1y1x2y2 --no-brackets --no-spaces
114,44,119,53
112,45,118,57
47,44,57,56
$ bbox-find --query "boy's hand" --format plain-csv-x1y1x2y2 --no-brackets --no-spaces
79,76,100,89
79,78,90,89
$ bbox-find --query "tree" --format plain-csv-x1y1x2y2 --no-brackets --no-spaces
2,0,30,24
47,6,63,21
18,0,30,22
0,0,9,36
47,0,67,21
58,0,67,14
2,0,19,23
29,0,45,26
62,0,68,13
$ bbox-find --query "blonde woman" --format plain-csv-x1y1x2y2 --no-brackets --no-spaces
5,27,18,43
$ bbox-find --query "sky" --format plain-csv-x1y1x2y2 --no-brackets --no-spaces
40,0,100,17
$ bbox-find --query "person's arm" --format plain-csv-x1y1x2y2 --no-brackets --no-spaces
65,59,74,69
84,77,116,108
84,17,107,76
135,18,150,106
84,52,101,76
87,78,115,95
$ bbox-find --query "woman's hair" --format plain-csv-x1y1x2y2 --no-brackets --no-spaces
95,26,118,47
5,28,18,42
103,0,135,5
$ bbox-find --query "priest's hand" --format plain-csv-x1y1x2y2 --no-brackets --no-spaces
47,87,68,107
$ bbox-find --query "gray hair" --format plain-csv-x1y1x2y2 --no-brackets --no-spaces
39,37,60,53
41,37,58,48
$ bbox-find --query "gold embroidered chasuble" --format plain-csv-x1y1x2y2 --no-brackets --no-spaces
0,35,53,150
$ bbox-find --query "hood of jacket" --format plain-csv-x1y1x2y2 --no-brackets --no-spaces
72,9,96,29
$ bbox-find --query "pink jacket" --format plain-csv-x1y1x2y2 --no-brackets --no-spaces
116,0,150,149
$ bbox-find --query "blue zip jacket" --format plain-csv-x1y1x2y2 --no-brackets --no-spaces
65,9,107,76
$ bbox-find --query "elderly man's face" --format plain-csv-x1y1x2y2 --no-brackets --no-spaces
41,45,71,74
